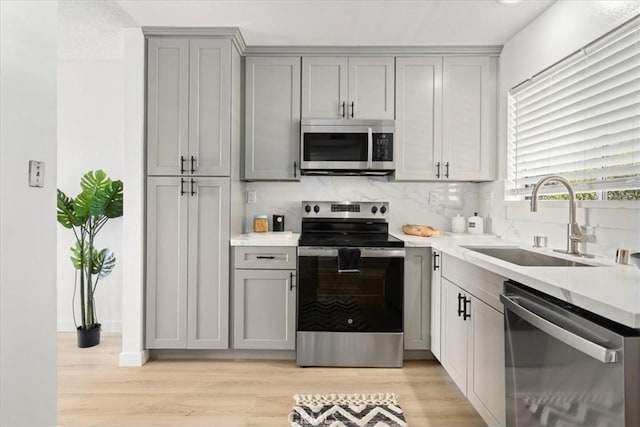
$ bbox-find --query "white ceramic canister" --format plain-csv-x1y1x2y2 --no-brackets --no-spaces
467,212,484,234
451,214,466,233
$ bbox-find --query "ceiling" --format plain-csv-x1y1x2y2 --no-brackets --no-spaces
115,0,556,46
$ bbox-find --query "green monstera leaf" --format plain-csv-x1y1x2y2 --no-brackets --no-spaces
92,249,116,279
57,189,83,228
74,170,112,219
95,180,124,219
70,241,89,270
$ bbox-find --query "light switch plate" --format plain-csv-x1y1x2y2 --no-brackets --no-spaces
247,190,256,204
28,160,45,188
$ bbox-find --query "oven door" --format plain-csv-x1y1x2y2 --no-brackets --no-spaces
297,247,404,333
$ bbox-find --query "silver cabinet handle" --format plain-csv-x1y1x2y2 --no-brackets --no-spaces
501,294,620,363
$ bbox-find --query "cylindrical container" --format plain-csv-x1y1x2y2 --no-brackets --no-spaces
451,214,466,233
272,214,285,232
615,248,629,264
467,212,484,234
253,215,268,233
533,236,548,248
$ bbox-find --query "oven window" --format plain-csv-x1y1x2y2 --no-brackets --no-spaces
303,133,367,162
298,255,403,332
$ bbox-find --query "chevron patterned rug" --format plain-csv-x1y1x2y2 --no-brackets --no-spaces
288,393,408,427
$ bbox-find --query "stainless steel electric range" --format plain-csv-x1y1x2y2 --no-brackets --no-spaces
296,201,405,368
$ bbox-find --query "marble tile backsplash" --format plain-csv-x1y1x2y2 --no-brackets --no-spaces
478,181,640,260
244,176,480,235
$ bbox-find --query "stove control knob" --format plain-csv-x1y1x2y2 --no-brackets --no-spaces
380,206,387,214
313,205,320,213
304,205,311,213
371,206,378,214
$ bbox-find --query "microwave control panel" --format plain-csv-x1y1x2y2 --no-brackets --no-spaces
372,134,393,161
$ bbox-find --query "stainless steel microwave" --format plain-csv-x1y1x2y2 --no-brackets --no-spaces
300,119,395,175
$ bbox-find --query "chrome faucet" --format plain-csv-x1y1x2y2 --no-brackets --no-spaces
530,175,592,257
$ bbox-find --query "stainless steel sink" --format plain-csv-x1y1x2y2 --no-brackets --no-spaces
462,247,594,267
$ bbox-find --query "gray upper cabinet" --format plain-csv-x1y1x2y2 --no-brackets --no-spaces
244,56,301,180
441,56,496,181
146,176,230,349
147,37,231,176
301,56,394,120
147,38,190,176
395,57,443,181
395,55,496,181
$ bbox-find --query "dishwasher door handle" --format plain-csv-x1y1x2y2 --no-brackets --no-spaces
500,294,620,364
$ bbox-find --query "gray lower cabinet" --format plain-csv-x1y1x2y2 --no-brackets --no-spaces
232,246,297,350
403,248,432,350
147,37,231,177
146,176,230,349
244,56,301,180
439,253,506,427
430,249,442,360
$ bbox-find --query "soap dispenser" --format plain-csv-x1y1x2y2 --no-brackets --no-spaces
468,212,484,234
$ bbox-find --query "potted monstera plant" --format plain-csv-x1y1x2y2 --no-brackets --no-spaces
57,170,123,348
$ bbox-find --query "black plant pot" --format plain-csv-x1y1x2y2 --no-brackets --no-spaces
77,324,101,348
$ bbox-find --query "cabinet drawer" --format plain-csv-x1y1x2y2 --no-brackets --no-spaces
233,246,296,269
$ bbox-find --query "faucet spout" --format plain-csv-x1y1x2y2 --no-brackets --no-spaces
529,175,586,256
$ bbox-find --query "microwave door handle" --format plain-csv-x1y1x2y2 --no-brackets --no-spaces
367,127,373,169
500,294,620,364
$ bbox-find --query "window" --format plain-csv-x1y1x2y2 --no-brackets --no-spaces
506,16,640,201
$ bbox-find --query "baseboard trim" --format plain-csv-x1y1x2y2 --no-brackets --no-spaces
119,350,150,367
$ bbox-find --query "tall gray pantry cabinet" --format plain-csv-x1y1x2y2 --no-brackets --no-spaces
145,35,237,349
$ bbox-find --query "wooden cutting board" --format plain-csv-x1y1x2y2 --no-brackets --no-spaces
402,224,442,237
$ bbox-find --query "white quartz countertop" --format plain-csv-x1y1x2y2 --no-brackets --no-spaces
230,232,300,247
392,232,640,329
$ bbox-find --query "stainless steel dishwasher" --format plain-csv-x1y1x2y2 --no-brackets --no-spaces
501,281,640,427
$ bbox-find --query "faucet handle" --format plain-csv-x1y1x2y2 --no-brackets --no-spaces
569,223,587,243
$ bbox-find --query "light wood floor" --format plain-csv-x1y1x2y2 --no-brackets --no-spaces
58,333,485,426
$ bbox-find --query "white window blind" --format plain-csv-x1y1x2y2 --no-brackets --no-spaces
506,16,640,200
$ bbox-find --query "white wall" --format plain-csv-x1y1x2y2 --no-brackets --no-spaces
479,1,640,257
0,1,58,425
57,0,135,332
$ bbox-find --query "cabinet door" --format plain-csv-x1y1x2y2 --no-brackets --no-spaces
348,57,395,119
147,38,189,176
187,177,230,349
395,57,442,180
233,269,296,350
404,248,432,350
245,57,301,180
301,57,348,119
468,296,505,427
441,278,468,394
442,56,496,181
146,177,189,348
188,39,231,176
430,249,442,360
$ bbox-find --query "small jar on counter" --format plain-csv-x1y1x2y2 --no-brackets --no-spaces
253,215,269,233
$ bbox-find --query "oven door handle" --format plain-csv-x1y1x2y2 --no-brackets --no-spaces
298,247,405,258
500,294,620,364
367,127,373,169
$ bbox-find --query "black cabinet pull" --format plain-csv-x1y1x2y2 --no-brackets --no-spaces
294,161,297,179
190,178,196,196
289,272,296,291
256,256,275,260
190,156,196,174
180,156,186,174
436,162,441,179
433,251,440,271
463,297,471,320
341,101,345,118
457,293,465,317
445,161,450,178
350,101,354,118
179,178,186,196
